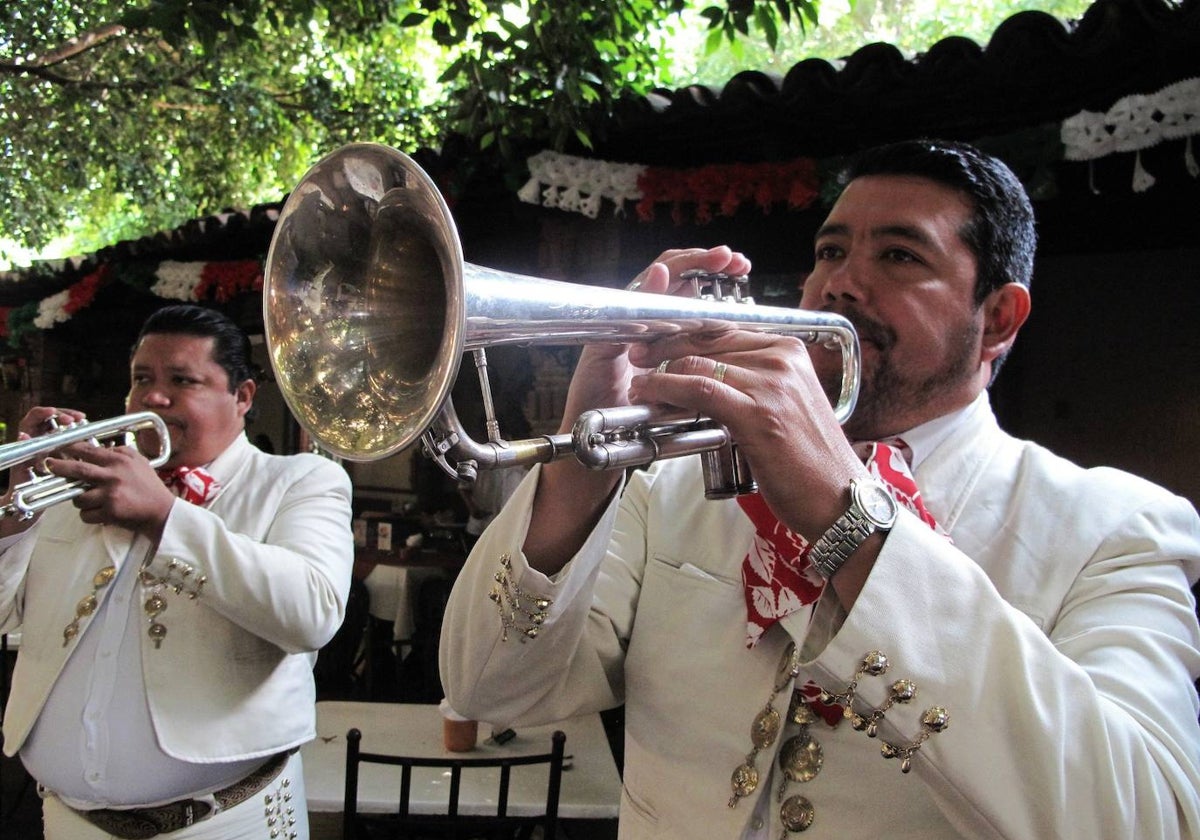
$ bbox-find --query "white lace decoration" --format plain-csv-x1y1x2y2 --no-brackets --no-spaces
33,288,73,329
151,260,204,300
1061,77,1200,192
518,150,645,218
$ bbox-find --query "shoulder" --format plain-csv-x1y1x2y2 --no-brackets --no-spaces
1008,435,1185,512
1000,434,1199,559
242,446,352,493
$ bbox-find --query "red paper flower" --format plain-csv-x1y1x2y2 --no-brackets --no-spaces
637,157,820,224
196,261,264,303
64,265,110,316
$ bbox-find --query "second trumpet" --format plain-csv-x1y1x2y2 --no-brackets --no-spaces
0,412,172,519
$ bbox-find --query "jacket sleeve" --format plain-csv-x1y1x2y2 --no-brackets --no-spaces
790,481,1200,839
143,454,354,653
0,529,36,632
440,463,641,727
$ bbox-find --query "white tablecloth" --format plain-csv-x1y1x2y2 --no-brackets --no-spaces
302,701,622,821
361,566,444,642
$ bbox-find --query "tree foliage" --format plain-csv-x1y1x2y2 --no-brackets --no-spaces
1,1,439,264
1,0,823,264
1,0,1085,266
675,0,1094,84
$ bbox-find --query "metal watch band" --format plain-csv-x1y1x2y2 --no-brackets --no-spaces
809,512,875,579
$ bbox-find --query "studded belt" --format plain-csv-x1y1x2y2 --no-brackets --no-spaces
72,750,292,839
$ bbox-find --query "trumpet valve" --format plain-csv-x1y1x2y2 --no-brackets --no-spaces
680,269,751,303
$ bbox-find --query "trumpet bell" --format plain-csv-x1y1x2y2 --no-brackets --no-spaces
264,143,466,460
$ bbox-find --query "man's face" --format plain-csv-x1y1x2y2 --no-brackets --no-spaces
799,174,989,440
126,333,254,468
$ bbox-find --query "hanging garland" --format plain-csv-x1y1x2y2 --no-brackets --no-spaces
1061,76,1200,193
520,76,1200,219
636,158,820,224
150,259,263,303
518,152,821,223
33,264,109,330
5,259,263,348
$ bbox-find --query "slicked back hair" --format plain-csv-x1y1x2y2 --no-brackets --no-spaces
133,305,256,393
842,139,1037,304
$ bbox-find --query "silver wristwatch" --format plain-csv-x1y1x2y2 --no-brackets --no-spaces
809,478,899,579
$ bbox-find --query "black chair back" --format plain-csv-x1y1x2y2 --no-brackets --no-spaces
343,727,566,840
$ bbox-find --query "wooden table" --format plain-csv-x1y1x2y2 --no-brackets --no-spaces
302,701,622,836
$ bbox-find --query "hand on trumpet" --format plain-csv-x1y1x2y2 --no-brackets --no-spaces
7,406,175,538
556,246,753,440
625,323,866,546
0,407,90,537
16,405,88,443
524,246,752,574
4,405,88,492
42,437,176,538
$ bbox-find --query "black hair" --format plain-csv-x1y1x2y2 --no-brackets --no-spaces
842,139,1037,304
133,304,257,392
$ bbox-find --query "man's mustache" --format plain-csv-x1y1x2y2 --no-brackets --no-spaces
821,305,895,351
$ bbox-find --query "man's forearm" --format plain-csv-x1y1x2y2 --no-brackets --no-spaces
522,459,620,575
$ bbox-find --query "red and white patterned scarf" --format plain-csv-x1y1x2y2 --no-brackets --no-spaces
738,441,947,649
158,466,221,506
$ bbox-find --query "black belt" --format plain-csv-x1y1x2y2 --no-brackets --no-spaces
74,750,291,839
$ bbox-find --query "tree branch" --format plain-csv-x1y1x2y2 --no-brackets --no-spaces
16,23,128,69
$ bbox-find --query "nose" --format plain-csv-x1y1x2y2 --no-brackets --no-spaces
819,257,869,305
134,387,171,409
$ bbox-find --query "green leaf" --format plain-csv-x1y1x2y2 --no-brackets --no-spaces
756,6,779,49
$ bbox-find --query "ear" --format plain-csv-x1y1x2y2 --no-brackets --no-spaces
234,379,257,418
980,283,1030,365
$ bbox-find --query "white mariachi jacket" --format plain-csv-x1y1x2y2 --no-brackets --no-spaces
0,433,355,762
440,397,1200,839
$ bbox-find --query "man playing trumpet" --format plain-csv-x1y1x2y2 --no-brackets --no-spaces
0,304,354,839
439,140,1200,838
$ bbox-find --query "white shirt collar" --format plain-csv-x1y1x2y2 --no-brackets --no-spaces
896,391,990,471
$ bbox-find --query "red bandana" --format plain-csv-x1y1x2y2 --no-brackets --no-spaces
738,441,947,649
737,441,948,726
158,466,221,506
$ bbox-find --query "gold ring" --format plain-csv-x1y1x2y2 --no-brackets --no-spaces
713,361,727,383
656,360,670,373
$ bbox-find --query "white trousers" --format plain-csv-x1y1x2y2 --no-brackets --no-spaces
41,751,310,840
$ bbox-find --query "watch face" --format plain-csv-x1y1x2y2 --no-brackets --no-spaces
855,481,898,527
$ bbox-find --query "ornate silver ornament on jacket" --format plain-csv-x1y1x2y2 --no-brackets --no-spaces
880,706,950,773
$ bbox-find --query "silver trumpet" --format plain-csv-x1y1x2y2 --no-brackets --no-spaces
263,143,860,498
0,411,172,519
